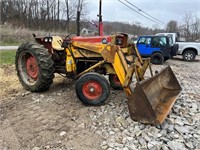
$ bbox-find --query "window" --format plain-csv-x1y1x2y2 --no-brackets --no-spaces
168,36,173,46
159,37,167,46
151,37,167,47
138,37,151,44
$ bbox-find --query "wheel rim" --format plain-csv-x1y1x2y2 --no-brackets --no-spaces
113,75,121,85
18,52,38,85
82,80,102,100
153,56,161,64
185,53,193,60
26,56,38,79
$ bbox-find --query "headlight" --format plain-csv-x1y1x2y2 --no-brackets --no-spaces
49,38,52,42
44,38,48,42
44,37,52,42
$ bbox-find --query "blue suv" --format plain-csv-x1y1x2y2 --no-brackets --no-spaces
136,35,178,64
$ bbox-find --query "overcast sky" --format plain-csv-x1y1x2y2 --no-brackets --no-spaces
87,0,200,29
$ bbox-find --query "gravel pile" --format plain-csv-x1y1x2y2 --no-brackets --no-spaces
84,58,200,150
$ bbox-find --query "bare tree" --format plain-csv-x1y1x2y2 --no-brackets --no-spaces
64,0,74,31
0,0,88,32
179,12,200,41
191,15,200,40
166,20,178,33
182,12,192,40
63,0,87,32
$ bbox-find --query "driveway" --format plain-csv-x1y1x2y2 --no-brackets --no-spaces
0,46,18,50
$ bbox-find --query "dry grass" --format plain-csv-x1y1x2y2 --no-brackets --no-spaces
0,24,68,45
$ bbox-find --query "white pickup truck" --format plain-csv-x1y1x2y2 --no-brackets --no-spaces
156,33,200,61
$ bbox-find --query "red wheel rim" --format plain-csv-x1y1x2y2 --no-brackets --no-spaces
26,56,38,80
113,75,121,85
82,80,102,100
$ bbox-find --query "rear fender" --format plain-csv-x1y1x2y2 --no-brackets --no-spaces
182,48,198,55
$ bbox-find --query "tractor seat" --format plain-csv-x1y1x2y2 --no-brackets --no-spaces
52,36,64,51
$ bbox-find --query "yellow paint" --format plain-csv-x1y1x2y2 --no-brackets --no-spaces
66,48,76,72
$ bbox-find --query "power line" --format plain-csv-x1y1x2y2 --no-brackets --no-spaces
118,0,161,24
124,0,165,24
118,0,164,25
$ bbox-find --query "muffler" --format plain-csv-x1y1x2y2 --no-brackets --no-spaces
127,66,181,125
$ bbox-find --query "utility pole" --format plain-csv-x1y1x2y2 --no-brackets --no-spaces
76,0,81,36
76,11,80,36
97,0,103,36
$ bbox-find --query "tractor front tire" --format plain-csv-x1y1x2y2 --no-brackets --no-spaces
15,42,55,92
109,74,123,90
75,72,110,105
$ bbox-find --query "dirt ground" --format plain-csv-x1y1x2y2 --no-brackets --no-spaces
0,64,107,150
0,56,200,150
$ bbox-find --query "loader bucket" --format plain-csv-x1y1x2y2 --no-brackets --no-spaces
128,66,181,125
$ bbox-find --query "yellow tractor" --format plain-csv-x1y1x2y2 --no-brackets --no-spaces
15,33,181,125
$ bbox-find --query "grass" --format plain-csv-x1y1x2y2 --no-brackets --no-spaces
0,40,20,46
0,50,16,65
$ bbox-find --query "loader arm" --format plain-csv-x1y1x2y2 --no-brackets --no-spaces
71,41,148,94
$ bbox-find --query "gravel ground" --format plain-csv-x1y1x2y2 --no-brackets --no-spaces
0,55,200,150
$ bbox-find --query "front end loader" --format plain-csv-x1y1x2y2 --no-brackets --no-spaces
15,33,181,125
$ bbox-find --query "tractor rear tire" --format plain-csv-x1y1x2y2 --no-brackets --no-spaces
109,74,123,90
151,53,164,65
75,72,110,105
15,42,55,92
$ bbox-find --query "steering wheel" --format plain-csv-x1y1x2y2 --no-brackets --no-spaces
65,33,77,40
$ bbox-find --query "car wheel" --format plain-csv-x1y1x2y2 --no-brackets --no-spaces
183,50,196,61
151,53,164,65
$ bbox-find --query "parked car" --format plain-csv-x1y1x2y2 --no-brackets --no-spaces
156,33,200,61
136,35,178,64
